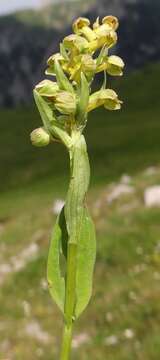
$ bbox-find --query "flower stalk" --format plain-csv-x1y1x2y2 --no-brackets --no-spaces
30,15,124,360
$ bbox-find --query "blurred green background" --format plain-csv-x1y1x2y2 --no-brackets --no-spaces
0,1,160,359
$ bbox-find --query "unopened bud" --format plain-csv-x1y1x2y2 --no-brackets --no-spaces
30,128,50,147
54,91,76,115
35,80,59,97
81,54,96,73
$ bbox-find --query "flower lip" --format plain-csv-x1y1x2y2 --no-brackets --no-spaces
47,53,64,66
102,16,119,31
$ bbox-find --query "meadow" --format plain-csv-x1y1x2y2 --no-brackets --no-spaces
0,63,160,359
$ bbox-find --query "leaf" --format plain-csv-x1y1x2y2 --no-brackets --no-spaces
75,207,96,318
60,43,69,61
47,207,67,313
96,45,108,66
54,59,74,94
76,72,90,125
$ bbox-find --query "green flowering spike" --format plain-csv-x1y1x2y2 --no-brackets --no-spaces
31,15,125,360
30,127,50,147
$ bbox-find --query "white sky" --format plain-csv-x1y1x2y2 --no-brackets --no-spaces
0,0,80,15
0,0,43,15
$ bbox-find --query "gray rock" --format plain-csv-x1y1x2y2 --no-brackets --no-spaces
144,186,160,207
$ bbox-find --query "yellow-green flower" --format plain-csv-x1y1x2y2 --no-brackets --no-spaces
102,89,123,110
63,34,89,54
106,55,125,76
88,89,122,112
46,53,67,76
73,17,97,42
89,29,117,52
102,16,119,31
96,55,125,75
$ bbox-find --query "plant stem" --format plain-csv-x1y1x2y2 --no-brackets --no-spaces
60,322,73,360
60,243,77,360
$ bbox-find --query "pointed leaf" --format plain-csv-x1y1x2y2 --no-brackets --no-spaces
60,43,69,61
96,45,108,66
54,59,74,94
76,72,90,125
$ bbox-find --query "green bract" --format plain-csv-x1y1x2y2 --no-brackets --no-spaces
31,15,124,360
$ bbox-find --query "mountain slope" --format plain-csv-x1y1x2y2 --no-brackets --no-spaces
0,0,159,106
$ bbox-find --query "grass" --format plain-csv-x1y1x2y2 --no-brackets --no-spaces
0,63,160,359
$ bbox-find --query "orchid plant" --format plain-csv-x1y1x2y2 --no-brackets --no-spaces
31,15,124,360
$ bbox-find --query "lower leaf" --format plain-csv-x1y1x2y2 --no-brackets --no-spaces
47,207,67,313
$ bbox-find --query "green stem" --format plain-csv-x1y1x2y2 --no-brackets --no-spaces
60,322,73,360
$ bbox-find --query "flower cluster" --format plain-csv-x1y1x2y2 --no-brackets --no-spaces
31,16,124,147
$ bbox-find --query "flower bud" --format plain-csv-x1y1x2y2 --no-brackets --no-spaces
106,55,125,76
35,80,59,97
54,91,76,115
102,16,119,31
81,54,96,73
30,127,50,147
73,17,97,42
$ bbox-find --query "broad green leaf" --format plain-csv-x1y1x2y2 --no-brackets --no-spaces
47,207,67,313
76,72,90,125
75,207,96,318
54,59,74,94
